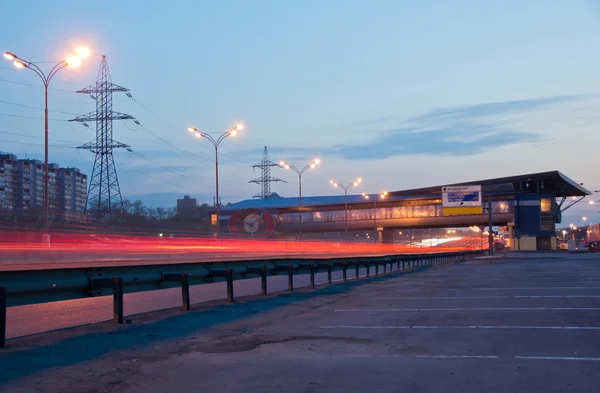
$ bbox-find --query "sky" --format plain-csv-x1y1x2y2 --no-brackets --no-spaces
1,0,599,226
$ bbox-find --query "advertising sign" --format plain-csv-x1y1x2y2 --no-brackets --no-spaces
442,185,483,215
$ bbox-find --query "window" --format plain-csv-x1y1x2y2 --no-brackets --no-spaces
540,198,552,212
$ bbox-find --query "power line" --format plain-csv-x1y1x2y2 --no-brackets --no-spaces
0,138,75,149
0,64,80,85
0,78,73,92
138,124,213,166
0,130,81,145
117,161,189,190
0,112,68,121
0,99,80,115
130,96,255,166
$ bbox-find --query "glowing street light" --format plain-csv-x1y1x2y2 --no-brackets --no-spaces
280,158,320,237
329,177,362,232
187,123,243,235
4,46,91,243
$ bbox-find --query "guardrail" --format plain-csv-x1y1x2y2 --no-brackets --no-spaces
0,250,480,348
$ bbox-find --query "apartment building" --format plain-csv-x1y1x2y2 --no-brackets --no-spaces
0,152,87,221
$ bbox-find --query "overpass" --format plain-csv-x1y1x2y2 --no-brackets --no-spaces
219,171,590,250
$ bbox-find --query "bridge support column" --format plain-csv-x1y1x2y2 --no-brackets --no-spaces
379,228,395,244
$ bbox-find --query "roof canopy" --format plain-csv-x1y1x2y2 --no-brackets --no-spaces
223,170,590,211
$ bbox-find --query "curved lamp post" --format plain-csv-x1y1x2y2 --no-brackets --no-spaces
280,158,320,237
4,46,91,243
330,177,362,232
188,123,243,235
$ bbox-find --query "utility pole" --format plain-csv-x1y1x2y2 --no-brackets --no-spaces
488,193,494,256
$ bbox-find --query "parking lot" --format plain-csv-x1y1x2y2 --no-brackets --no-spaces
2,253,599,392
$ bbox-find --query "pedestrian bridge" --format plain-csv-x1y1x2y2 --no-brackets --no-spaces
219,171,589,248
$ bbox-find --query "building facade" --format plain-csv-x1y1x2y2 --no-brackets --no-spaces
0,152,87,222
177,195,198,217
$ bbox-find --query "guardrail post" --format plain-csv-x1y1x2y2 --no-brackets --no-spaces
226,269,234,302
355,263,360,281
288,264,294,291
366,264,370,278
261,265,268,295
375,263,379,276
383,263,387,274
163,273,191,311
342,264,347,281
310,263,316,288
1,287,6,348
327,263,332,284
92,277,124,324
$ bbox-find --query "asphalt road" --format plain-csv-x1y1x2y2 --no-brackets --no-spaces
1,253,599,393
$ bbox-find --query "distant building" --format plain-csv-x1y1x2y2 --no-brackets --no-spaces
0,151,87,221
57,167,87,220
177,195,198,217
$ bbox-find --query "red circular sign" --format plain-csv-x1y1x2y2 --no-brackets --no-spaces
228,209,276,238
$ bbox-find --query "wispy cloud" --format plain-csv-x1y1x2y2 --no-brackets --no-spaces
408,94,593,125
254,95,591,160
331,122,539,159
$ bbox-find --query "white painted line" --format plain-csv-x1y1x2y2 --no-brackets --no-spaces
514,356,600,361
372,295,600,300
320,325,600,330
416,355,499,359
473,287,600,290
334,308,600,312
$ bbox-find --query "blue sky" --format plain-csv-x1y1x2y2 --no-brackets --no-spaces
1,0,599,225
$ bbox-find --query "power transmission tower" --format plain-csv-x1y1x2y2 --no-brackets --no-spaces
249,146,286,198
69,56,135,221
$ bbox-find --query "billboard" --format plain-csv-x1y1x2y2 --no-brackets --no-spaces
442,185,483,215
228,208,276,238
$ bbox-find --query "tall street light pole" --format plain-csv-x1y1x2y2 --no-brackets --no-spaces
330,177,362,232
188,123,243,236
280,159,320,238
4,47,91,244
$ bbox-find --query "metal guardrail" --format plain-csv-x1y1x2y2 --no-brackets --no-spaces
0,250,480,348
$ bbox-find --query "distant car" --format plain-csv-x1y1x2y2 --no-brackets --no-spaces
558,242,569,251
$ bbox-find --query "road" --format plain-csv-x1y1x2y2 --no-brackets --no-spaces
1,253,599,392
0,232,479,270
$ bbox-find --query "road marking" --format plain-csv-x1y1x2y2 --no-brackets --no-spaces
473,287,600,290
334,308,600,312
320,325,600,330
513,356,600,361
416,355,500,359
372,295,600,300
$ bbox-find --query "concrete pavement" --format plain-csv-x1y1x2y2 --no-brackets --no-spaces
1,253,599,392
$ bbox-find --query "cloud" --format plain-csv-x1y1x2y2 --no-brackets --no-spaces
330,122,539,160
407,94,593,125
257,95,593,160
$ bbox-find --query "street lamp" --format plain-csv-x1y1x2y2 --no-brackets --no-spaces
362,191,388,233
280,159,320,237
5,46,91,243
187,123,243,235
583,216,588,225
330,177,362,232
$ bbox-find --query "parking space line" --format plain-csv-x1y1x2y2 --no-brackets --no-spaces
333,308,600,312
514,356,600,361
372,295,600,300
416,355,499,359
320,325,600,330
472,287,600,290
